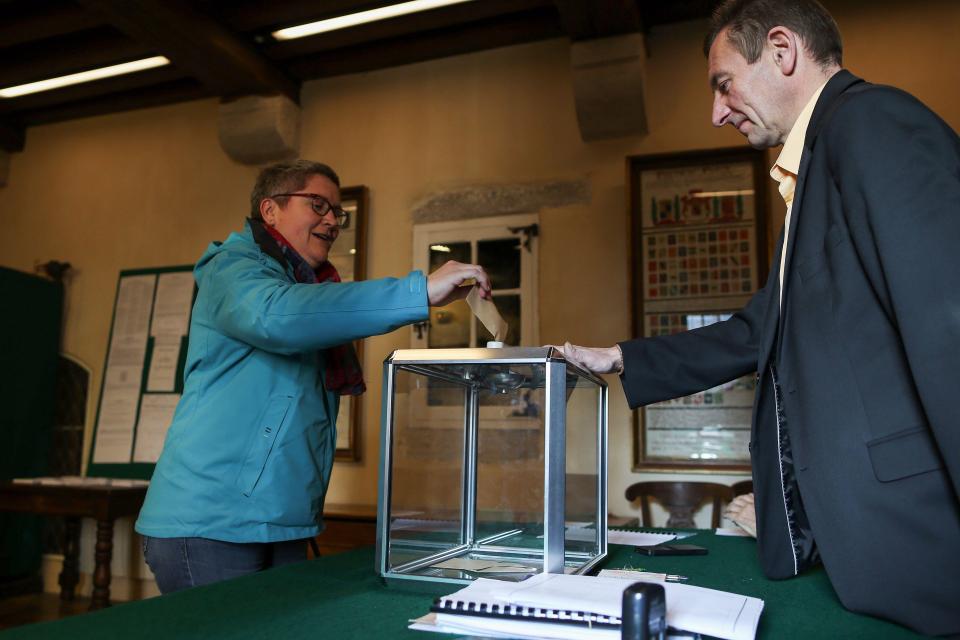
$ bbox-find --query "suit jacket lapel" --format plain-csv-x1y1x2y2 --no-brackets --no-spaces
774,70,865,346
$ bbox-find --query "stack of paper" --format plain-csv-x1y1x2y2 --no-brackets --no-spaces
410,572,763,640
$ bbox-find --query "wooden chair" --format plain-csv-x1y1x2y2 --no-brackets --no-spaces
624,481,734,528
731,479,754,496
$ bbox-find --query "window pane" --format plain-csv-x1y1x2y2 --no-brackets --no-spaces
476,294,520,346
429,241,470,271
478,238,520,289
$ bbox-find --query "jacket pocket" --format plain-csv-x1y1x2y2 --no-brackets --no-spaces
867,426,943,482
236,394,293,496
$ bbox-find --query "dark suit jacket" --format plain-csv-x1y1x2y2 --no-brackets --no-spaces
620,70,960,635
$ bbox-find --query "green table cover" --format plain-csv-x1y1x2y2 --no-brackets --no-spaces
0,531,925,639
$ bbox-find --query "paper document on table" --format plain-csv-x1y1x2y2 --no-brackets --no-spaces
419,574,763,640
506,574,763,640
466,286,508,342
564,526,676,546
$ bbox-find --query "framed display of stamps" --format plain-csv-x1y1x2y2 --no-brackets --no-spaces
627,147,768,472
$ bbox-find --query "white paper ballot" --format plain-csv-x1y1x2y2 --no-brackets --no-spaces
466,286,508,343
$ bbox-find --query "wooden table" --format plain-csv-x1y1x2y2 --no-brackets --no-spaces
0,482,147,611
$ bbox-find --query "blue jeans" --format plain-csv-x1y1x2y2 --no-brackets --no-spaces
142,536,307,594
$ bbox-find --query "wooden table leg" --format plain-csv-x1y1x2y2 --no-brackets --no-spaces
58,517,81,601
90,519,114,610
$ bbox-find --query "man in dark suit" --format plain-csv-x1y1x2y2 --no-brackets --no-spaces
560,0,959,634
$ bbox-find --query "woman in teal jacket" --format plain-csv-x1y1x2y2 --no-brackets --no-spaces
135,160,490,593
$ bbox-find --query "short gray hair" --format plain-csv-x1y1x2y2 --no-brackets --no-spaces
249,160,341,221
704,0,842,70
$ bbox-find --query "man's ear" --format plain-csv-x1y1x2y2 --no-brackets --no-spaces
259,198,277,225
767,26,798,76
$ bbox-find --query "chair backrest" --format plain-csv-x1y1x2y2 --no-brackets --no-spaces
624,481,734,528
731,479,753,496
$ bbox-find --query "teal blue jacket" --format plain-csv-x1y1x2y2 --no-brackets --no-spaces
135,223,427,542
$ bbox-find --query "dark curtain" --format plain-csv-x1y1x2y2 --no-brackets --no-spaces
0,267,63,579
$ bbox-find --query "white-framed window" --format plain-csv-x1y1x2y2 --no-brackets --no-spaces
411,213,539,349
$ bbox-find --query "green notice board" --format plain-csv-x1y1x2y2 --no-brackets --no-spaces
87,266,195,479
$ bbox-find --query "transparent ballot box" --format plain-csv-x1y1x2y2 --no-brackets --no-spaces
376,347,608,586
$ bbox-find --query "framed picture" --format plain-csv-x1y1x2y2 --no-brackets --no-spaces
627,147,769,472
327,185,369,462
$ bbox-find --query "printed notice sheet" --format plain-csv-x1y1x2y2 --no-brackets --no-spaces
92,274,156,463
146,271,194,392
132,393,181,463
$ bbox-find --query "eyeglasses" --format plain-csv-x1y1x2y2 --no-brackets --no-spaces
271,192,350,228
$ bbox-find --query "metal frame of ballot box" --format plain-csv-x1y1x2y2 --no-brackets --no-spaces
376,347,608,586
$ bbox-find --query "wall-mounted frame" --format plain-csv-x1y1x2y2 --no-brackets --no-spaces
627,147,768,472
327,185,369,462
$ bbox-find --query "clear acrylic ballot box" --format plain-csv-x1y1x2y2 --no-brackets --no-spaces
376,347,608,586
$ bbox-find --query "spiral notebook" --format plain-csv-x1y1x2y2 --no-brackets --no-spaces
411,573,763,640
431,594,621,629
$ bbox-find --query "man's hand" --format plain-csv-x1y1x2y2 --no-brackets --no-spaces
551,343,624,375
724,493,757,537
427,261,492,307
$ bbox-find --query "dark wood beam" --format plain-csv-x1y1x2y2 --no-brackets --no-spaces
552,0,642,40
264,0,554,60
0,29,148,88
77,0,299,101
14,78,218,127
219,0,402,34
0,66,189,116
637,0,715,28
285,8,564,81
0,120,25,152
0,1,105,48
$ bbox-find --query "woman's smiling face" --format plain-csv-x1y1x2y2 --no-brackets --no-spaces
262,173,341,268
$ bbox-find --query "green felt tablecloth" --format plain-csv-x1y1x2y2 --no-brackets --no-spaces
0,532,926,639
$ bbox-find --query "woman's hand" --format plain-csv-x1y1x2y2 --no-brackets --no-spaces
427,261,492,307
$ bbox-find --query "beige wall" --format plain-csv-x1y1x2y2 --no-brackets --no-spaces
1,0,958,527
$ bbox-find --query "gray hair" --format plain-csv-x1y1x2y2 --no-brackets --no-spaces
704,0,842,69
249,160,341,221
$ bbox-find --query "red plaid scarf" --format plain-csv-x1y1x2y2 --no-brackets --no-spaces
262,223,366,396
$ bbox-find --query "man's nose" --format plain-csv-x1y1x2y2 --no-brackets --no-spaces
712,95,730,127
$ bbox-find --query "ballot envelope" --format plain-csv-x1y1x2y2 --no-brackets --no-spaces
376,346,608,586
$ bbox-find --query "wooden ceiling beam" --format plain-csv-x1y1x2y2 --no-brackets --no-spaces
0,66,189,116
219,0,401,34
552,0,642,41
77,0,299,101
0,29,148,88
285,9,564,80
0,1,105,48
13,78,218,128
264,0,554,60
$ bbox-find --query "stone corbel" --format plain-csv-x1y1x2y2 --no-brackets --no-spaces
217,94,301,165
570,32,648,141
